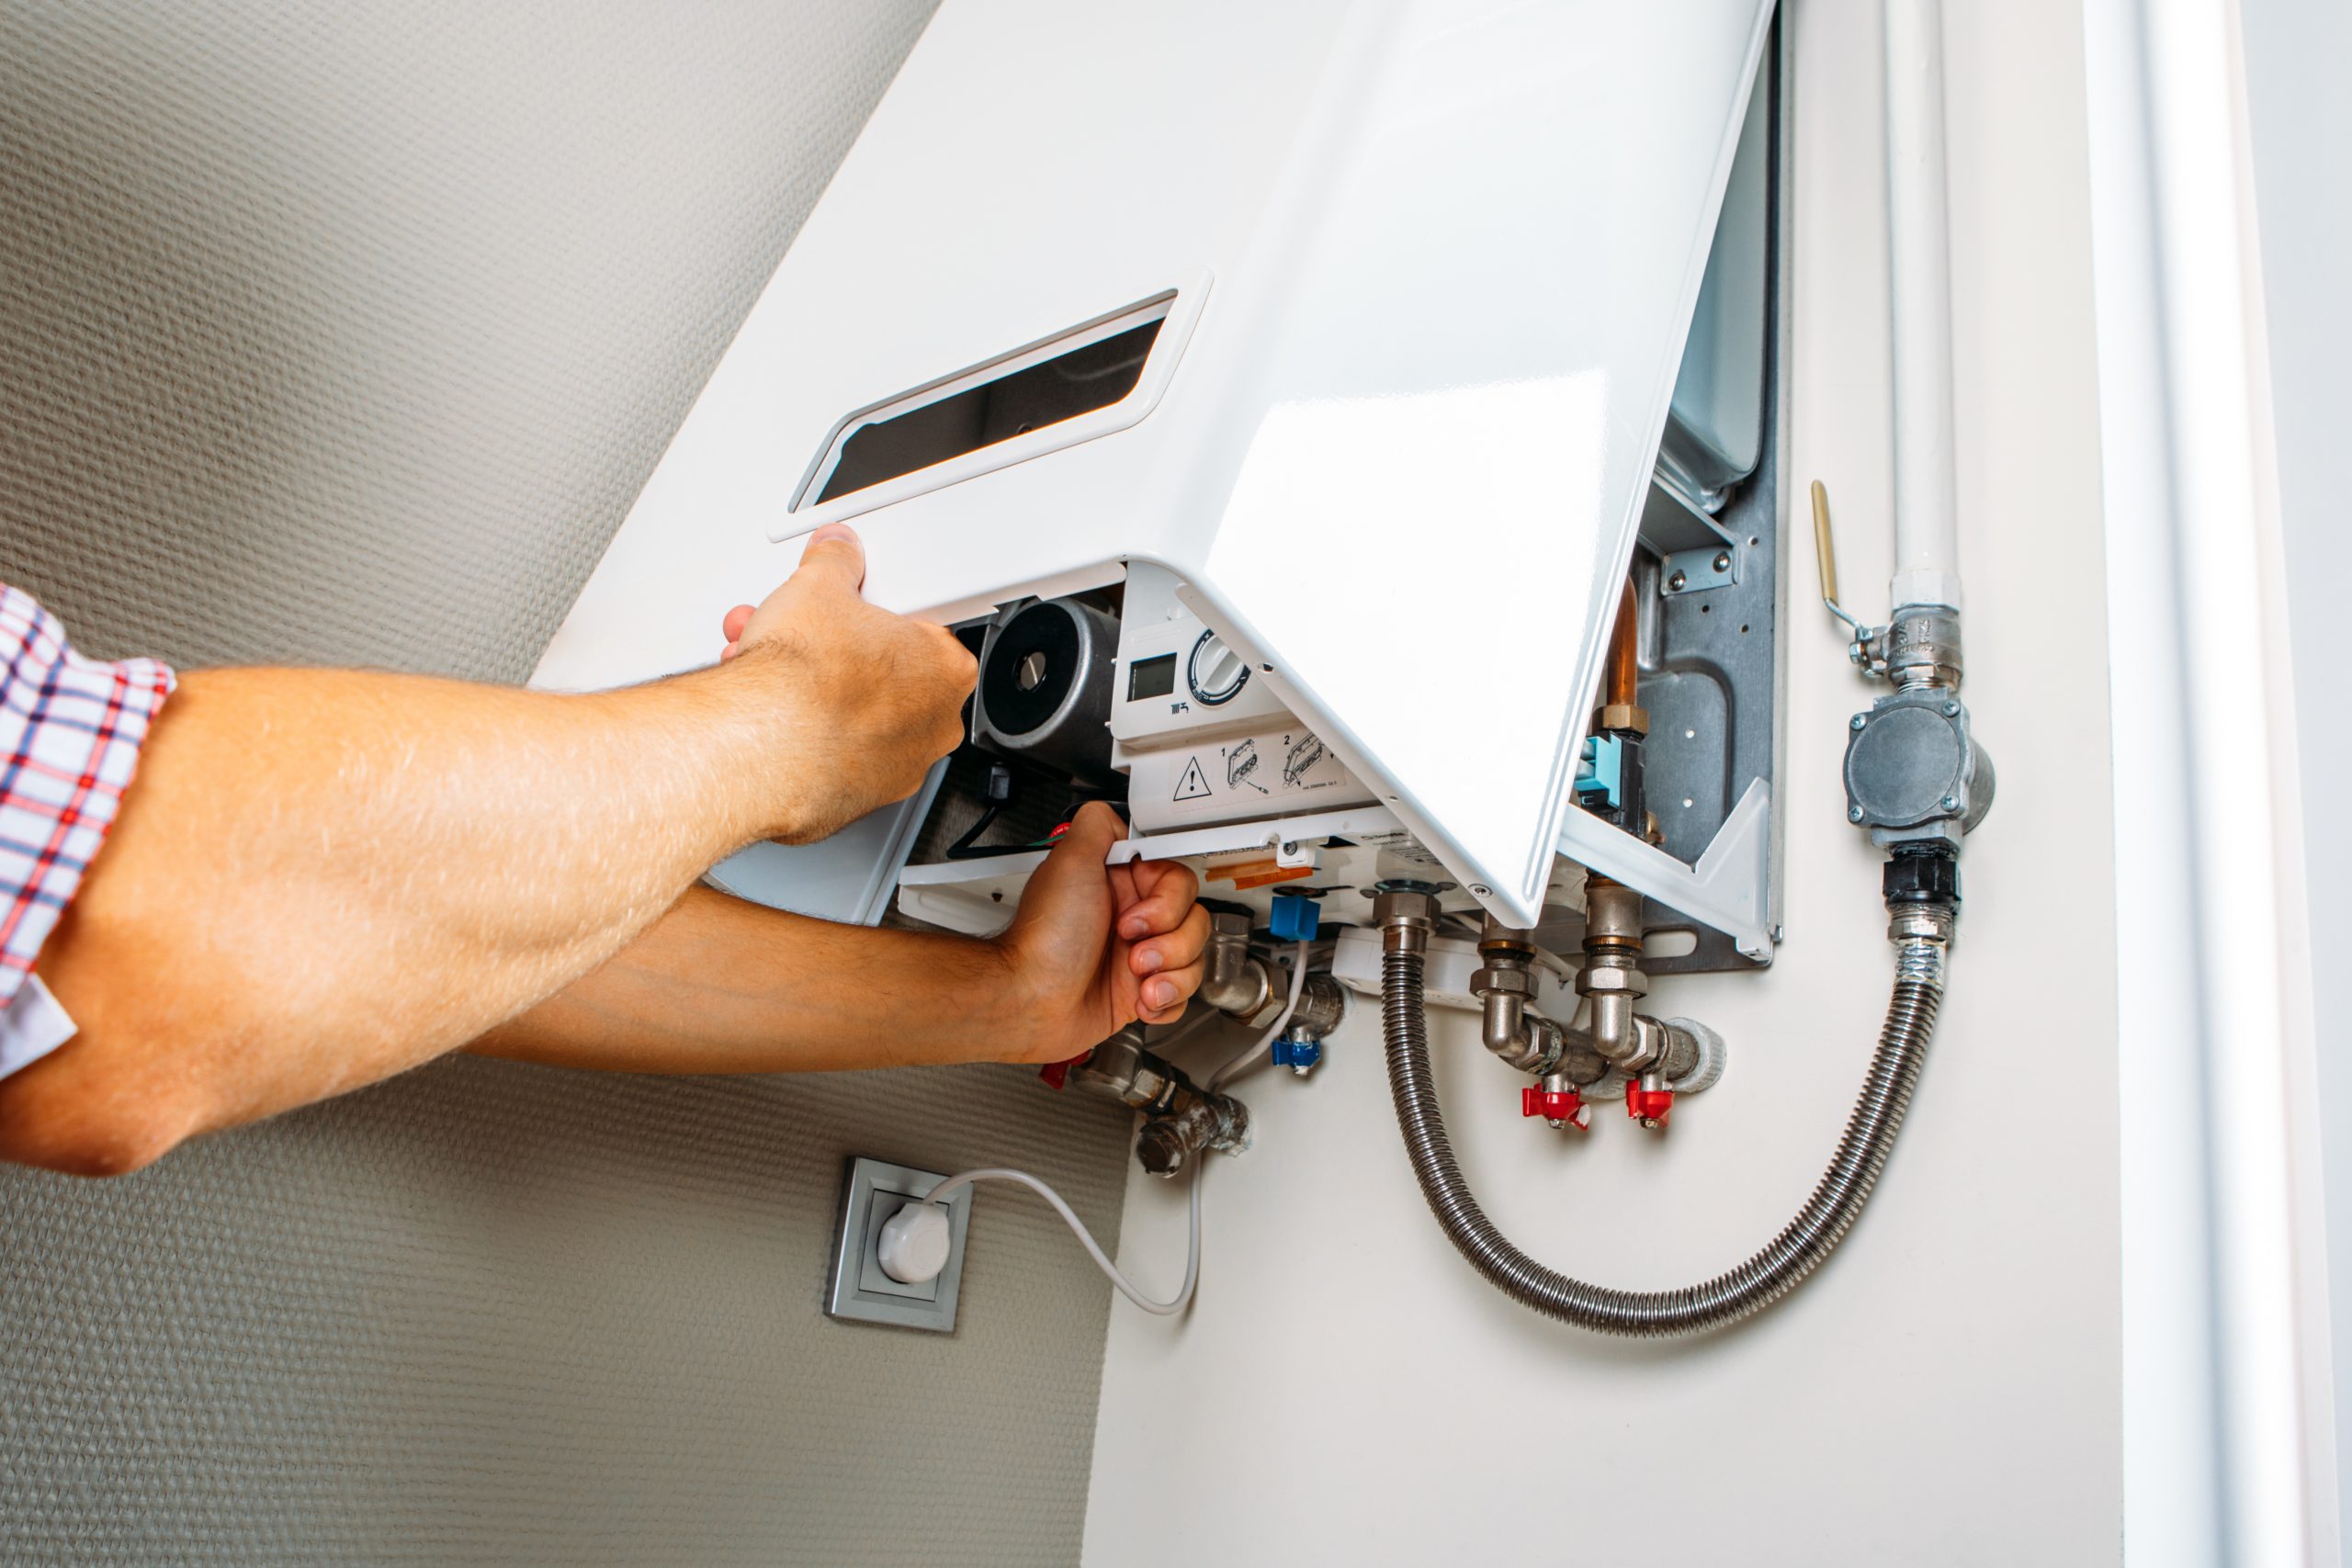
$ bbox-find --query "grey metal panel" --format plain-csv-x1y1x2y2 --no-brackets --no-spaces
0,3,1129,1562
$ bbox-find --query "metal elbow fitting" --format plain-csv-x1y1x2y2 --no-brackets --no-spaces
1582,987,1643,1066
1477,982,1563,1077
1201,911,1349,1039
1200,911,1275,1019
1579,998,1716,1085
1576,877,1652,1069
1473,920,1563,1076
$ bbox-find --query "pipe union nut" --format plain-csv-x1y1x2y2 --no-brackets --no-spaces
1598,702,1650,737
1209,911,1254,941
1576,965,1648,998
1374,889,1441,952
1471,965,1534,999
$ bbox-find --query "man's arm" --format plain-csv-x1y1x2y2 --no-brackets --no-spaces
0,525,976,1175
469,804,1210,1074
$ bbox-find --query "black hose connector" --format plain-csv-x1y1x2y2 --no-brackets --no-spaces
1883,840,1961,913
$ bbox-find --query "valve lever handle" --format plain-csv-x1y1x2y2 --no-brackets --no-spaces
1810,479,1840,610
1809,479,1873,644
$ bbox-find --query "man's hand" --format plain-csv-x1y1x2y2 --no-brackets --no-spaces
0,521,982,1175
995,803,1211,1064
466,801,1213,1080
721,524,977,844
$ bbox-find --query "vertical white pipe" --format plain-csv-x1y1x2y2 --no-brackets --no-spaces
1883,0,1963,614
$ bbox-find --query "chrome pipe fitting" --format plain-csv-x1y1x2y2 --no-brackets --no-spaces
1285,973,1349,1043
1580,878,1647,949
1577,877,1654,1069
1580,988,1646,1069
1374,886,1441,954
1200,910,1275,1020
1883,604,1966,693
1471,920,1567,1075
1136,1094,1251,1179
1887,906,1956,950
1069,1022,1251,1179
1657,1017,1727,1094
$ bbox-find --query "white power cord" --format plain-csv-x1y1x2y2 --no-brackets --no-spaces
886,1164,1203,1316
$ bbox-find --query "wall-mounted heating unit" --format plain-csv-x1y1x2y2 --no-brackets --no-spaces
541,0,1994,1337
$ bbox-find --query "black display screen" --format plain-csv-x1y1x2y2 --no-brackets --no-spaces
1126,652,1177,702
816,317,1166,505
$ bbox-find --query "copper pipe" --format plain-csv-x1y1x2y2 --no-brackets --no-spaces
1603,575,1639,711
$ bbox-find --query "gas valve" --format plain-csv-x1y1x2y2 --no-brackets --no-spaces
1270,1033,1324,1075
1521,1084,1589,1130
1626,1076,1675,1129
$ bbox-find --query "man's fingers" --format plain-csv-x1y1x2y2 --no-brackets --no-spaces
933,625,980,700
1116,858,1199,942
1124,853,1198,903
790,523,867,597
1131,904,1208,981
1067,799,1123,840
1050,800,1123,867
1138,959,1202,1021
1012,799,1116,910
721,604,754,642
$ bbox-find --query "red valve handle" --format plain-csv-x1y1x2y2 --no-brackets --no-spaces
1038,1048,1093,1090
1625,1082,1675,1125
1521,1085,1587,1124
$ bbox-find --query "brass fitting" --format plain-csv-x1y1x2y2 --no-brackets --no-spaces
1598,702,1650,737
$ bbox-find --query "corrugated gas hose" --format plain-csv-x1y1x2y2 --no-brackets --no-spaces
1380,941,1945,1336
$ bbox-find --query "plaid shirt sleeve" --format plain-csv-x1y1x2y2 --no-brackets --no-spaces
0,584,175,1009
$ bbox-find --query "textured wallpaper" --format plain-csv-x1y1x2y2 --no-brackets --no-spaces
0,4,1131,1562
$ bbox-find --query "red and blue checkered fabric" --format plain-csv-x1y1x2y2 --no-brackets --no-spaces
0,585,174,1004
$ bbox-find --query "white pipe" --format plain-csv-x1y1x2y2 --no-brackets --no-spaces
1883,0,1963,615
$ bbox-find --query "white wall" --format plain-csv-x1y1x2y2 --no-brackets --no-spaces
1083,2,2123,1562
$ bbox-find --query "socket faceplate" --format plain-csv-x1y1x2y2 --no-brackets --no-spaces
825,1156,973,1333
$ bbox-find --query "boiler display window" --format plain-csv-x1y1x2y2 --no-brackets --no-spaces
1126,653,1177,702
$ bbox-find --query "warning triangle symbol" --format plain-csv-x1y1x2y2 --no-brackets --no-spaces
1172,755,1213,802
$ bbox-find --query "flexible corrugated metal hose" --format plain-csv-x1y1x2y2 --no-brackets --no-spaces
1380,939,1946,1336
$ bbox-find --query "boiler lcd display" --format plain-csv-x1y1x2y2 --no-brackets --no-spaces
1126,653,1177,702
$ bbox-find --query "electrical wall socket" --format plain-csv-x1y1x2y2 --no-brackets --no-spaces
825,1156,972,1332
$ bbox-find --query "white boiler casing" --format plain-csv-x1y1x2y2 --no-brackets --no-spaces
537,0,1775,931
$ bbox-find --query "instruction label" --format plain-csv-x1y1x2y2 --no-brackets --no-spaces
1129,726,1377,831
